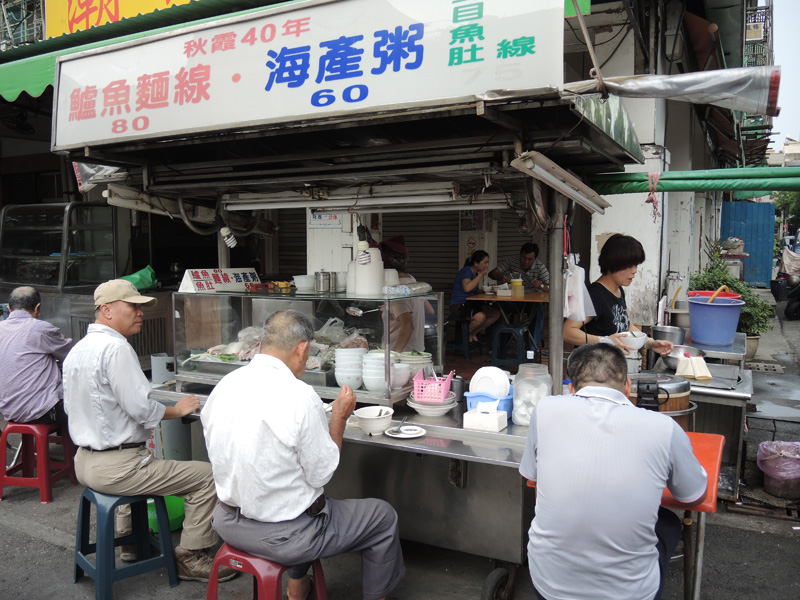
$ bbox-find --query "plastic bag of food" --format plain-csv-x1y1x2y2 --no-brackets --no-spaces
339,329,369,349
314,317,347,343
757,441,800,481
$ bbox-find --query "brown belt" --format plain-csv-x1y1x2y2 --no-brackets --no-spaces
219,494,326,518
81,442,146,452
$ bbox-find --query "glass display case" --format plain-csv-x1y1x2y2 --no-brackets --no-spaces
0,202,115,290
172,290,444,406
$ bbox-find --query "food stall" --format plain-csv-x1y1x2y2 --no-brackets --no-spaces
50,1,653,596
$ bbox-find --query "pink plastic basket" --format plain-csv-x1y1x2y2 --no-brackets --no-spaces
412,370,454,404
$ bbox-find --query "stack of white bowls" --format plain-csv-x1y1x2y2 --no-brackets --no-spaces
334,348,367,389
397,351,434,378
361,352,395,393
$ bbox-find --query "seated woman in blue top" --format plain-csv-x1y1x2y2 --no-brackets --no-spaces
450,250,501,344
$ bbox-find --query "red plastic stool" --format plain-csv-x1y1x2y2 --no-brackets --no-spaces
206,542,327,600
0,422,77,503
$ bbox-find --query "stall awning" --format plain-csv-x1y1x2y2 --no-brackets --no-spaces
590,166,800,195
0,0,296,102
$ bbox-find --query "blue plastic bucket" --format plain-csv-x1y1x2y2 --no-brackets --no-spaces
688,297,744,346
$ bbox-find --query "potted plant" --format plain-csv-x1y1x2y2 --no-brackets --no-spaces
689,238,774,359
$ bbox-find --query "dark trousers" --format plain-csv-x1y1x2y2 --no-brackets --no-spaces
26,399,68,427
532,507,682,600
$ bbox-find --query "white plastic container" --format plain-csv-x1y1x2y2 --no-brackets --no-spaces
512,363,552,426
354,248,384,296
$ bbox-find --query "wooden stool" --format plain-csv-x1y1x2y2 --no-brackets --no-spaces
0,422,77,503
74,489,179,600
206,542,327,600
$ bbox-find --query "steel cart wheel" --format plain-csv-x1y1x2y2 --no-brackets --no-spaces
481,565,516,600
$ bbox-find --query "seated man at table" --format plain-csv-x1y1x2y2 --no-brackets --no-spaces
201,310,405,600
0,286,72,425
519,343,707,600
488,242,549,346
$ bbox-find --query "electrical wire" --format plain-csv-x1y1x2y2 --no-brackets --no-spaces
566,19,630,47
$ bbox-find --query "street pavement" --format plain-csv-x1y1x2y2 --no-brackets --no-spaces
1,296,800,599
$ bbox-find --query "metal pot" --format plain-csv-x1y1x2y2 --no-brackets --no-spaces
315,271,331,292
652,325,686,346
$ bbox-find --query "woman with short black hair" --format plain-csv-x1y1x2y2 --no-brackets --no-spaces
563,234,672,355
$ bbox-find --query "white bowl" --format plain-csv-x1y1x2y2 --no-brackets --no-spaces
354,406,393,435
335,360,362,370
335,371,363,388
407,399,457,417
335,348,368,356
620,331,647,350
293,274,315,289
362,374,387,392
391,365,412,388
335,367,363,374
362,366,388,375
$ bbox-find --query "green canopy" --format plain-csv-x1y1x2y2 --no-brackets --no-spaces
591,167,800,195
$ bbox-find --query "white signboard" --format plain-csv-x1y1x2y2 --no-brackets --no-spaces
52,0,563,150
178,268,261,293
308,212,343,228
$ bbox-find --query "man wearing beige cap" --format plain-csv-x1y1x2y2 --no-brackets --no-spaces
63,279,234,583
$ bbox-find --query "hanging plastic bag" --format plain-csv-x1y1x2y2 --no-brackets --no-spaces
563,254,596,322
314,317,347,343
120,265,158,292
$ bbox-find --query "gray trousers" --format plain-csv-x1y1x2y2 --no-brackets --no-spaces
212,497,405,600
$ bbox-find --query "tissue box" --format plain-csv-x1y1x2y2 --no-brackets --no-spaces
463,409,508,432
464,388,513,421
496,289,512,297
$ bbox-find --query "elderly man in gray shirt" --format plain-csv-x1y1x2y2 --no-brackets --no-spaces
0,286,72,425
519,343,707,600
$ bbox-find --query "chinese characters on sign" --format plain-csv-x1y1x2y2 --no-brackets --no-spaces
46,0,194,38
54,1,563,150
179,268,262,293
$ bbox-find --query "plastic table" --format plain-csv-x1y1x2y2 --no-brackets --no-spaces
661,432,725,600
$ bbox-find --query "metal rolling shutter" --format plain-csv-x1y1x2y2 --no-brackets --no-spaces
276,208,307,279
496,210,547,268
382,212,459,305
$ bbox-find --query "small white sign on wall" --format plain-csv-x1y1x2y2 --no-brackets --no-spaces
308,212,343,229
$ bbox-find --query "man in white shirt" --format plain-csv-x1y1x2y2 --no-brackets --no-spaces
63,279,234,583
519,343,708,600
202,310,405,600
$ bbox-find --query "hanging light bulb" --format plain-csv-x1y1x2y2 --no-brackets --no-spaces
356,225,371,264
220,226,237,248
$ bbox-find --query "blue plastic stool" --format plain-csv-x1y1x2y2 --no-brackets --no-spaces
74,489,179,599
491,323,528,368
445,317,473,359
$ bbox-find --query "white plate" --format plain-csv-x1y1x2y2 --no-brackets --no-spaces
469,366,511,396
384,425,426,439
406,400,457,417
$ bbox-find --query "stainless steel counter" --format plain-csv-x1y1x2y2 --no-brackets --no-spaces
149,382,529,468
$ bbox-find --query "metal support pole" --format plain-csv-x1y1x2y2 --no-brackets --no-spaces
547,192,566,394
217,232,230,268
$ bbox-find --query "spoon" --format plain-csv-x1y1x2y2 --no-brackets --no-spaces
346,305,381,317
388,416,408,435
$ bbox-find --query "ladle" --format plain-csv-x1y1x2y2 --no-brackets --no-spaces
346,305,380,317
